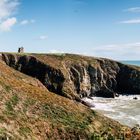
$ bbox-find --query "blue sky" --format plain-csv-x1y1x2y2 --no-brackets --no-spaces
0,0,140,60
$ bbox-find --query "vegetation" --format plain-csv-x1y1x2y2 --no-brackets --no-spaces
0,54,139,139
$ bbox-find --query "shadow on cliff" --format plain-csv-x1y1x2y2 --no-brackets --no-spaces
2,53,140,101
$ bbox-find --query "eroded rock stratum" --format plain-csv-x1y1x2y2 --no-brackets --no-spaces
0,53,140,139
2,53,140,100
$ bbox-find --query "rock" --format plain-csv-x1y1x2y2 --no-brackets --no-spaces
2,54,65,97
87,96,93,100
2,53,140,100
115,93,119,97
133,97,138,100
81,100,95,107
131,124,140,135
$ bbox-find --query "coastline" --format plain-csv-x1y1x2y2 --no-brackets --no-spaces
82,95,140,127
121,60,140,66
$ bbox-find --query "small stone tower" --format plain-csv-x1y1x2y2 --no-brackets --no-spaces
18,47,24,53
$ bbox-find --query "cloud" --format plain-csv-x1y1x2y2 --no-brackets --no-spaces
39,35,48,40
0,17,17,31
20,19,35,25
120,7,140,24
0,0,19,20
0,0,19,32
20,20,28,25
124,7,140,13
119,19,140,24
91,42,140,60
49,50,64,54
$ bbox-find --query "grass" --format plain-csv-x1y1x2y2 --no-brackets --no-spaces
0,81,11,92
0,53,139,139
5,100,14,112
4,94,19,118
18,126,31,136
23,98,36,113
5,85,11,92
5,94,19,111
0,128,8,140
11,94,19,106
42,103,93,130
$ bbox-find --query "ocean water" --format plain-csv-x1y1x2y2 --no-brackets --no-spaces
82,96,140,127
121,60,140,66
82,61,140,127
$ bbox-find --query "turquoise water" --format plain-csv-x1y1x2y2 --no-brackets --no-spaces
121,61,140,66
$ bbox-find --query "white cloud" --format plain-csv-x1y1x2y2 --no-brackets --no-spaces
0,17,17,31
91,42,140,60
124,7,140,13
20,20,28,25
39,35,48,40
20,19,35,25
49,50,64,54
119,19,140,24
0,0,19,32
0,0,19,20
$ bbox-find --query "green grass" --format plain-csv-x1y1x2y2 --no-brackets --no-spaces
18,126,31,137
4,94,20,118
11,94,19,106
42,103,92,130
5,101,14,112
5,85,11,92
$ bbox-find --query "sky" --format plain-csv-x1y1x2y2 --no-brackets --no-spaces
0,0,140,60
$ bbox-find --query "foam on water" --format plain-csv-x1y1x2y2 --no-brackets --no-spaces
82,95,140,127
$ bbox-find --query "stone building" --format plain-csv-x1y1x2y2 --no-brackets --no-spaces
18,47,24,53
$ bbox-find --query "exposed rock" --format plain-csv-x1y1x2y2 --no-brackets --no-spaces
117,64,140,94
2,54,65,97
0,58,131,139
1,53,140,100
81,100,95,107
133,97,138,100
0,53,140,139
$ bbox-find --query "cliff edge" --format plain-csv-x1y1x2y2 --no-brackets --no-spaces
0,53,139,139
2,53,140,100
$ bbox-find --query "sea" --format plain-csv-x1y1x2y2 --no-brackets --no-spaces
83,61,140,127
121,60,140,66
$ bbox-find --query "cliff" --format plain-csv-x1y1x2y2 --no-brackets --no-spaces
0,53,139,139
2,53,140,101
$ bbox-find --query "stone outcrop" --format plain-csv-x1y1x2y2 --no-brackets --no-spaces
2,54,65,96
1,53,140,100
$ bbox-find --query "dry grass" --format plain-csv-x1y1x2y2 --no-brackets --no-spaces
0,54,139,139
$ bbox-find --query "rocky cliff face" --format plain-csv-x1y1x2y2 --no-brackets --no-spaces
2,53,140,100
0,57,128,139
2,54,65,96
